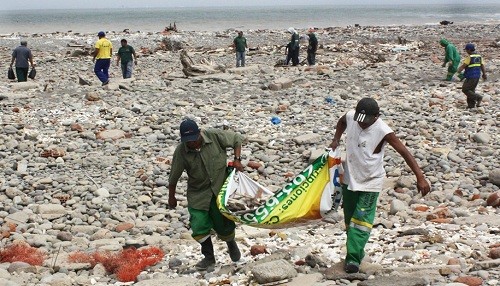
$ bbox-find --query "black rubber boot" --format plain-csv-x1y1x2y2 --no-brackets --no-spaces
196,238,215,271
226,240,241,262
475,95,483,107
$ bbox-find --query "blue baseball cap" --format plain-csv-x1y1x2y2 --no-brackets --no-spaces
464,43,475,51
98,31,105,37
179,119,200,142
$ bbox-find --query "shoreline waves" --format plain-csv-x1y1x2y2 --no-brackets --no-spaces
0,4,499,34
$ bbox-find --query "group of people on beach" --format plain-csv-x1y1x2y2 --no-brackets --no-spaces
9,31,138,86
9,30,487,109
168,97,431,273
233,27,318,68
439,38,487,108
165,34,489,274
91,31,138,86
7,28,489,275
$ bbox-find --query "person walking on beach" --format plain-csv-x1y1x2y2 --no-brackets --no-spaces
287,27,300,66
329,98,430,274
456,43,487,109
307,27,318,66
168,119,244,271
439,38,462,81
92,31,113,85
116,39,137,79
233,31,247,67
10,40,35,82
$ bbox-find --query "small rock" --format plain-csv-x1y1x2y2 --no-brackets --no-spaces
490,247,500,259
250,245,267,256
486,191,500,207
455,276,483,286
489,169,500,186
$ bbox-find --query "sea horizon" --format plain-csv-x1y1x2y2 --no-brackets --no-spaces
0,3,499,34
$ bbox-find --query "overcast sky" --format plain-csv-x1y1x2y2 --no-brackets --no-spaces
0,0,490,11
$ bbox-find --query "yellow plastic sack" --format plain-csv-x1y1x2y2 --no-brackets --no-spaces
217,149,343,228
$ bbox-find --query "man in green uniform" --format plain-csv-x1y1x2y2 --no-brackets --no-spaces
329,98,430,273
439,38,463,81
168,119,244,271
233,31,247,67
287,27,300,66
116,39,137,79
307,27,318,66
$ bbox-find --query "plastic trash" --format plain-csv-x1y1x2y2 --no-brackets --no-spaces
325,96,336,105
391,45,409,52
271,116,281,125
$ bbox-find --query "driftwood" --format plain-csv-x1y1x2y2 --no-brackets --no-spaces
358,47,386,64
164,22,177,32
180,50,225,77
78,76,92,86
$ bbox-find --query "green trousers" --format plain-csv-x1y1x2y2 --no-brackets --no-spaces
342,185,379,265
446,62,463,81
188,195,236,242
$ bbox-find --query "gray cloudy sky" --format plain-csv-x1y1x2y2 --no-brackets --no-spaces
0,0,487,10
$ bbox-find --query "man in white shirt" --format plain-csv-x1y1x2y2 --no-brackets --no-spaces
329,98,430,273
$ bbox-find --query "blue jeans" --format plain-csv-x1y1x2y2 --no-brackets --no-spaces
236,51,245,67
94,59,111,83
120,61,133,79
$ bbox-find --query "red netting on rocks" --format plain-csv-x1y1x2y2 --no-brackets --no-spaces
0,242,46,265
68,247,165,282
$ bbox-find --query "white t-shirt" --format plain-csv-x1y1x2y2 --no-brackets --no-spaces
344,110,393,192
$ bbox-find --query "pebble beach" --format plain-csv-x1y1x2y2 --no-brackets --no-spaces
0,22,499,286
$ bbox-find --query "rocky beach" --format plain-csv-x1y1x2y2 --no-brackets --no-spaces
0,22,499,286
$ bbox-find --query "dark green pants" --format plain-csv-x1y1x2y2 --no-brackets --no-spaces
462,78,480,108
342,185,379,265
445,62,464,81
188,195,236,242
15,67,28,82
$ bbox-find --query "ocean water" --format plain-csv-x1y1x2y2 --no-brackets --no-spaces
0,4,499,34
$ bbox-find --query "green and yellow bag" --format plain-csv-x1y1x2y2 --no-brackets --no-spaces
217,150,343,228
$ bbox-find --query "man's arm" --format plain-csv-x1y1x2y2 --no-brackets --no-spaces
92,48,99,62
456,63,467,74
481,63,487,80
168,183,178,208
329,114,347,150
384,132,430,196
132,49,137,63
10,56,15,67
116,53,121,66
232,145,243,171
214,129,244,171
29,53,34,67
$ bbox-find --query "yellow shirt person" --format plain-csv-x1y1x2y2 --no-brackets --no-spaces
92,31,113,85
95,37,112,59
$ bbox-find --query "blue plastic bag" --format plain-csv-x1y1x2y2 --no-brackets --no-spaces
271,116,281,125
